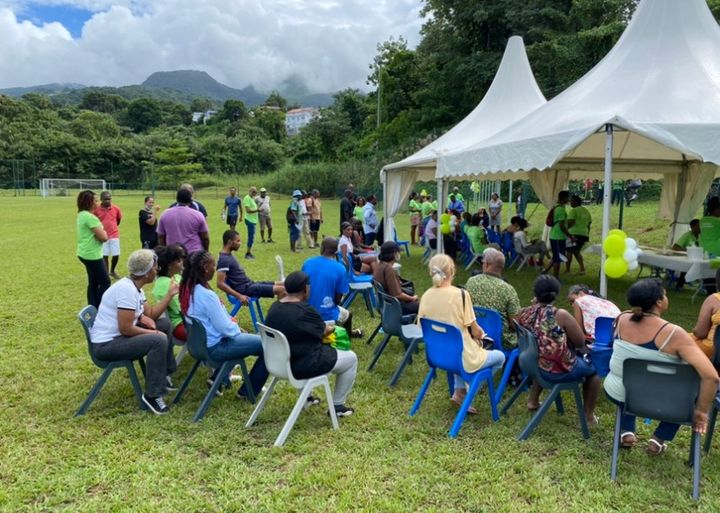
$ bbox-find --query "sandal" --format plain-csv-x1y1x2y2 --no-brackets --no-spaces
646,437,667,455
620,431,637,448
451,395,478,414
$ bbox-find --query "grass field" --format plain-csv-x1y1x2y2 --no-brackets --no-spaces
1,192,718,512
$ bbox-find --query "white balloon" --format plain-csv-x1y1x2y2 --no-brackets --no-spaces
628,260,639,271
635,248,643,255
625,238,638,250
623,248,638,262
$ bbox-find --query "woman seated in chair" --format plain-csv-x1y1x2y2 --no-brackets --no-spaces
89,249,179,415
339,221,377,275
463,213,486,256
689,270,720,363
417,254,505,412
567,284,620,341
265,271,358,417
373,241,419,315
604,278,718,454
517,275,600,425
513,218,547,266
153,244,188,343
179,250,268,400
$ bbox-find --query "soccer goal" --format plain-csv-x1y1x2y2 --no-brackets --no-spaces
39,178,107,197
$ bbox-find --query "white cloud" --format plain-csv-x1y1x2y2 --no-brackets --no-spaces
0,0,425,92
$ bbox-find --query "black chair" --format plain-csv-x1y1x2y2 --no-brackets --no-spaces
610,358,703,500
503,321,590,441
75,305,147,416
367,280,415,346
172,316,255,422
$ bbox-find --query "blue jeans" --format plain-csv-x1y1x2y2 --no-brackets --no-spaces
606,394,681,441
454,349,506,389
245,220,256,250
208,333,268,396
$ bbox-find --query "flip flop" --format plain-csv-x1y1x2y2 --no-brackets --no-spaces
620,431,637,448
451,396,478,414
646,438,667,455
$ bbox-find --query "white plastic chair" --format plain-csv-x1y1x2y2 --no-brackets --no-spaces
512,237,533,271
245,323,339,447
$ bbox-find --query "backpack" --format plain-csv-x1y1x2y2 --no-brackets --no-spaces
545,206,557,227
286,205,297,224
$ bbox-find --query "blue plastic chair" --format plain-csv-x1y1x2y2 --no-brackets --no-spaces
337,252,376,316
172,315,255,422
485,228,501,245
500,231,517,266
75,305,147,416
473,306,519,406
393,229,411,257
410,318,499,438
593,316,615,346
226,294,265,333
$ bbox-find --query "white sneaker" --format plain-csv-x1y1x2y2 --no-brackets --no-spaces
559,254,568,263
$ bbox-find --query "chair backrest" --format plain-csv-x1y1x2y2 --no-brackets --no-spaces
78,305,104,367
713,327,720,368
473,306,503,350
380,291,403,337
184,316,211,363
419,318,464,376
514,320,540,380
623,358,700,424
594,316,615,346
486,229,500,244
256,323,302,386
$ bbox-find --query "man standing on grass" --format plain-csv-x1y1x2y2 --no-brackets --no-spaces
222,187,242,231
308,189,323,248
340,189,354,233
216,230,285,303
169,183,208,217
243,187,259,260
363,194,379,246
139,195,160,249
95,191,123,279
543,190,571,279
158,188,209,252
256,187,273,243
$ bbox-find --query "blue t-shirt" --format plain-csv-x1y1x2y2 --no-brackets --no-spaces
224,196,241,217
301,256,349,322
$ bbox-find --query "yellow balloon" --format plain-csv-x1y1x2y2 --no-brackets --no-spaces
603,234,626,258
440,223,452,235
608,229,627,239
440,213,451,224
604,257,628,278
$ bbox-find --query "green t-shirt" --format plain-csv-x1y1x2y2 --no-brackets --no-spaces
409,199,422,215
464,225,486,254
76,210,103,260
448,193,464,204
549,204,568,241
674,230,700,250
699,216,720,256
353,206,364,220
432,200,438,211
243,195,258,224
421,201,434,218
152,275,182,328
567,206,591,236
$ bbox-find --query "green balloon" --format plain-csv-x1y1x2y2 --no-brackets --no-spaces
604,257,628,279
603,234,626,258
440,223,452,235
440,213,451,224
608,229,627,239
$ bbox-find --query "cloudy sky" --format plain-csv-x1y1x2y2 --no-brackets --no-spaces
0,0,425,92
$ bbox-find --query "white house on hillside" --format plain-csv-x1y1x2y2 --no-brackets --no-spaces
285,107,319,135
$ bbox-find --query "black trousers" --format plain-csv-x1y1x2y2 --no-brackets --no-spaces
78,257,110,309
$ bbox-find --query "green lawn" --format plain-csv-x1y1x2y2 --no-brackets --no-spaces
1,193,717,512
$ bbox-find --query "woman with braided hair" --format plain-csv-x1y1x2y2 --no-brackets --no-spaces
179,251,268,400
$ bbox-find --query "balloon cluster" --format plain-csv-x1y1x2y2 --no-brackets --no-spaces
440,213,452,235
603,229,642,278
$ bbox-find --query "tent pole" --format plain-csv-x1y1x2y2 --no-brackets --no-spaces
382,170,389,243
436,177,445,254
600,124,614,298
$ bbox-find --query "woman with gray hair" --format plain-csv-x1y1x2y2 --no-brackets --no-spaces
89,249,180,415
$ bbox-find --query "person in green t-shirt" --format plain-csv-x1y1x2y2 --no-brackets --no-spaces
544,190,571,279
565,195,592,274
672,219,701,251
76,190,110,308
700,197,720,257
448,186,464,205
152,244,187,342
463,214,486,255
243,187,259,260
408,191,422,245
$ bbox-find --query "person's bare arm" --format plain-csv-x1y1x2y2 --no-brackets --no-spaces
158,234,166,246
200,231,210,250
118,309,157,337
144,278,179,319
469,320,486,341
92,225,108,242
692,296,716,339
673,329,720,432
216,270,249,305
572,303,586,336
556,308,585,347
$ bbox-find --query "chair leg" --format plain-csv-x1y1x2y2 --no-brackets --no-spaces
245,377,277,428
572,385,590,439
175,345,188,367
373,334,391,356
323,378,339,430
610,405,622,480
692,430,701,500
367,334,392,371
138,358,147,377
494,349,518,405
274,381,314,447
518,387,559,440
366,322,382,346
342,290,358,309
173,359,201,404
449,373,485,438
389,338,420,387
249,304,259,333
554,394,565,415
486,377,499,422
362,290,374,317
704,406,718,454
409,368,436,416
500,376,530,415
237,359,256,404
126,362,147,411
192,361,233,422
75,367,115,416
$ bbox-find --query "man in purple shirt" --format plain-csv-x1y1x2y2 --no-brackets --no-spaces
157,189,209,252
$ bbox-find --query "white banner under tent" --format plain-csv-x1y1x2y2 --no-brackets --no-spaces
380,35,547,253
432,0,720,296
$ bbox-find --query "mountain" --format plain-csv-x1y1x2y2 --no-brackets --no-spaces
277,74,333,107
0,83,86,96
142,70,266,106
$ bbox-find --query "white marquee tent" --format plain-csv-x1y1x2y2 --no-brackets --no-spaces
437,0,720,295
380,36,547,241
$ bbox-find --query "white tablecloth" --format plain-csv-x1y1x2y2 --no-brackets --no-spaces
584,245,716,282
